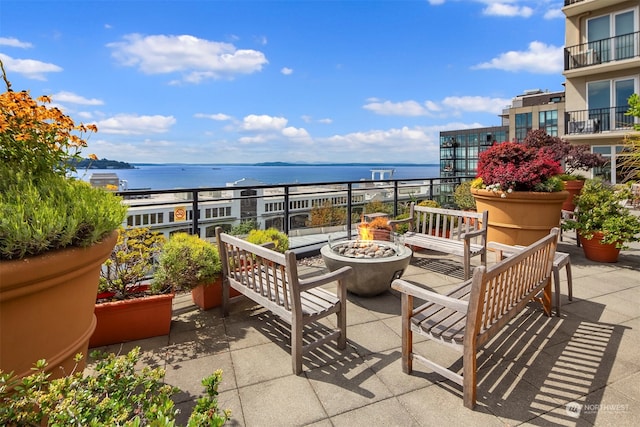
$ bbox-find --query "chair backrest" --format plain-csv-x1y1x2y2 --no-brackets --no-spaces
216,228,300,314
465,228,559,348
410,203,487,243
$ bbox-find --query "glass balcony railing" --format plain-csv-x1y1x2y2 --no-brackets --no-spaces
114,175,474,251
564,31,639,71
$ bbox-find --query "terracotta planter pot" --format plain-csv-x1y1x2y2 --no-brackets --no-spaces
358,225,392,241
580,232,621,263
190,276,240,310
0,231,117,380
562,179,585,212
90,293,174,348
471,188,569,246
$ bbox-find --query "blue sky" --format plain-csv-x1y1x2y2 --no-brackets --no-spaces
1,0,566,164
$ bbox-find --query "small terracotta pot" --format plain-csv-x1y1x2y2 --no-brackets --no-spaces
562,179,585,212
580,232,621,263
191,276,242,310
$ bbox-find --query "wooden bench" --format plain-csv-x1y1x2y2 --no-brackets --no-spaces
391,228,559,409
389,203,488,279
215,227,353,374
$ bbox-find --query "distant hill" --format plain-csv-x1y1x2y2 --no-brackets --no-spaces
70,158,136,169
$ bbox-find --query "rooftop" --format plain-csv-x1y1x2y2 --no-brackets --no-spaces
89,233,640,426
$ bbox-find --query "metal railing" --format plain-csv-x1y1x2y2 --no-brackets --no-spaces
115,176,473,245
565,106,635,135
564,31,640,71
563,0,586,5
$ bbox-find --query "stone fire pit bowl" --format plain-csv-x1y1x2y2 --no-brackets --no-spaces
320,240,412,297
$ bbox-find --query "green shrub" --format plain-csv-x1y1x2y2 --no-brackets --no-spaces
99,227,166,299
246,228,289,253
230,219,259,236
154,233,222,292
0,173,127,260
0,347,230,426
453,181,476,210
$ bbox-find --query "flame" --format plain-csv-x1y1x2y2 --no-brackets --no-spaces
359,225,374,241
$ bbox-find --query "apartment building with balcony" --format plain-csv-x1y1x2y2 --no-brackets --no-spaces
563,0,639,183
439,89,565,184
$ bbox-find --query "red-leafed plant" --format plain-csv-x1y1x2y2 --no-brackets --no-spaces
474,141,563,193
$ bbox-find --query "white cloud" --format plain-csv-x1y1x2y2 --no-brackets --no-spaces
544,8,564,19
281,67,293,75
318,118,333,124
282,126,310,140
240,114,288,131
52,91,103,105
0,37,32,48
0,53,62,80
363,95,509,117
107,34,268,83
441,96,510,114
94,114,176,135
483,3,533,18
195,113,232,121
472,41,563,74
363,100,429,116
428,0,446,5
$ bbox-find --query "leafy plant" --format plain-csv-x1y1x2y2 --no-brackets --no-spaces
417,199,440,208
474,140,562,193
361,216,392,230
453,181,476,210
523,129,606,175
246,228,289,253
99,227,166,300
0,347,230,426
307,201,347,227
619,94,640,182
154,233,222,292
563,178,640,249
0,63,127,260
229,219,260,236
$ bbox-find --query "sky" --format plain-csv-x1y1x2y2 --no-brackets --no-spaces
0,0,567,164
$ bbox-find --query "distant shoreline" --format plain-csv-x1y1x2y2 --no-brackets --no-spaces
131,162,439,167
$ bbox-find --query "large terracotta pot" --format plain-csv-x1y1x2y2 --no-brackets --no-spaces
580,232,621,263
562,179,585,212
471,188,569,246
0,231,117,380
90,293,174,348
190,276,242,310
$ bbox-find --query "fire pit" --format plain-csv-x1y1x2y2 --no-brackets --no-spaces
320,239,412,297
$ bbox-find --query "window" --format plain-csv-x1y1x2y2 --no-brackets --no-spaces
587,9,637,62
588,77,637,131
515,113,532,141
539,110,558,136
592,145,626,185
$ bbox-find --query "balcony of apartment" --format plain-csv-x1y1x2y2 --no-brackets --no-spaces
564,31,640,77
563,0,630,17
565,106,636,139
93,199,640,425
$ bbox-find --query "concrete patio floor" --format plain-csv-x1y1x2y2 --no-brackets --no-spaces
90,234,640,426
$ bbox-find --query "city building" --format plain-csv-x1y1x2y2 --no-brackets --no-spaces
439,89,566,185
562,0,639,184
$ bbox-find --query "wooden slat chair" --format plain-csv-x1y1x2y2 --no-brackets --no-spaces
216,227,352,374
391,228,559,409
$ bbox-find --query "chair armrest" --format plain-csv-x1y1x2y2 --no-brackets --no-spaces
460,228,486,240
392,278,469,314
299,266,353,292
388,217,412,230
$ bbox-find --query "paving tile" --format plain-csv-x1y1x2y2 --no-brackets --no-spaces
329,397,421,427
306,355,394,417
238,375,327,427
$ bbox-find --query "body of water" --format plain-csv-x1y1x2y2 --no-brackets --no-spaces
77,164,441,190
